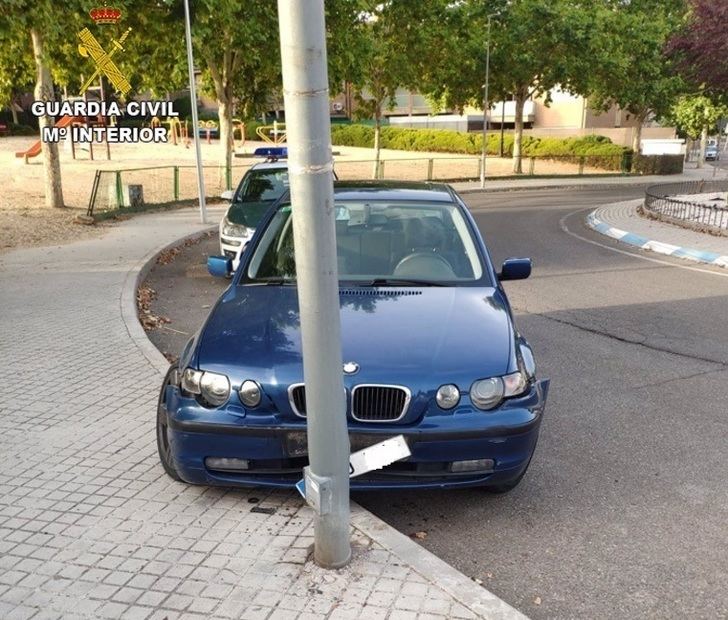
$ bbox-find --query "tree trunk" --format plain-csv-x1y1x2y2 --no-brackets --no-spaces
697,126,707,169
372,108,382,179
512,93,525,174
10,101,19,125
31,29,64,208
632,122,642,154
218,97,233,177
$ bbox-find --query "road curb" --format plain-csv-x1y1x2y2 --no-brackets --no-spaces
119,226,217,378
350,504,528,619
455,178,650,195
123,226,528,620
586,208,728,268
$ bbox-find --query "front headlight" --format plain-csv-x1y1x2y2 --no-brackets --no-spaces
200,372,231,407
470,371,528,411
181,368,230,407
470,377,504,410
222,218,248,238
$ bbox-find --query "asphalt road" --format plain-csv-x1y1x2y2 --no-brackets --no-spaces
144,185,728,619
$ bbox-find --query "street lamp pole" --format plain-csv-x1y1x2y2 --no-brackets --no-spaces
183,0,207,224
480,14,495,189
277,0,351,568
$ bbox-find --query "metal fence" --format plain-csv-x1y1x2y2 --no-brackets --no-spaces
643,179,728,234
87,164,254,216
87,153,628,216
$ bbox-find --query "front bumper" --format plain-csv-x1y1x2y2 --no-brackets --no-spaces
165,380,549,490
219,227,253,271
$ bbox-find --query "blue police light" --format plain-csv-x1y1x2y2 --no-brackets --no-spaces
253,146,288,159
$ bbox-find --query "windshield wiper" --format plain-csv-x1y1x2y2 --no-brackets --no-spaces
252,277,296,285
361,278,447,287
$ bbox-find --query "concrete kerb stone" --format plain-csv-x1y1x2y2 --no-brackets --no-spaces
120,225,217,377
455,178,650,195
121,226,528,620
586,201,728,268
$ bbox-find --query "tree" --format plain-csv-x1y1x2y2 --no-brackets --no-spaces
418,0,602,173
0,37,34,125
347,0,444,178
162,0,366,176
667,0,728,97
495,1,605,173
192,2,280,172
0,0,170,209
587,0,687,153
669,94,728,166
0,1,90,207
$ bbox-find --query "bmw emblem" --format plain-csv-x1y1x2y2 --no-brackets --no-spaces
343,361,359,375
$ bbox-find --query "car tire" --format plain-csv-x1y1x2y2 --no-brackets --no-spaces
157,365,183,482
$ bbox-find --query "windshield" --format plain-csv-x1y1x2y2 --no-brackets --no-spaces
235,168,289,203
245,200,487,285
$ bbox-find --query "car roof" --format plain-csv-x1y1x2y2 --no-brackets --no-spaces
331,181,455,203
249,161,289,171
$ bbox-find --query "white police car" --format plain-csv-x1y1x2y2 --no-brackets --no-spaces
219,149,290,271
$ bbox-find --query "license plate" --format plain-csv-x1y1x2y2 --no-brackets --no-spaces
285,431,394,457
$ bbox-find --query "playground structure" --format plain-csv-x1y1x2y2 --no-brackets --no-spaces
153,116,247,149
14,110,112,163
256,120,287,144
151,116,190,146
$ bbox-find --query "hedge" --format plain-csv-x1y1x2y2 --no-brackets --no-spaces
630,153,684,175
330,124,630,171
4,123,36,136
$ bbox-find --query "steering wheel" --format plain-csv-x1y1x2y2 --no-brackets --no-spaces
393,252,456,279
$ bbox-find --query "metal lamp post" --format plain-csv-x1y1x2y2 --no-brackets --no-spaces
183,0,207,224
277,0,351,568
479,14,496,189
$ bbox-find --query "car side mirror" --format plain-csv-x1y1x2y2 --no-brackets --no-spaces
220,189,234,201
499,258,531,281
207,255,232,278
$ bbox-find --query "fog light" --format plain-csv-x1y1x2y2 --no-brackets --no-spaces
239,380,262,408
205,457,249,472
450,459,494,473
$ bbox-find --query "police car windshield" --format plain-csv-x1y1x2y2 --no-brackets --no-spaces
235,168,289,202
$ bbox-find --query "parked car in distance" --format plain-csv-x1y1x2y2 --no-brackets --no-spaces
705,145,720,161
158,181,550,492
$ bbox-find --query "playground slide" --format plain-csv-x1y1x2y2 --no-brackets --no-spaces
15,115,80,159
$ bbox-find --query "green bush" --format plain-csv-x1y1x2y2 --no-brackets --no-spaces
330,124,627,170
171,96,192,120
331,124,375,147
631,153,684,175
7,123,36,136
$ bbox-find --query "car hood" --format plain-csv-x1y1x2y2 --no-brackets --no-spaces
197,286,514,386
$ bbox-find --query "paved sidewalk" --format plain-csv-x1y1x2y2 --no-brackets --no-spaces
589,200,728,267
0,207,523,620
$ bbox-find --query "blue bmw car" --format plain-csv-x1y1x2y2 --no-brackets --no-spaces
157,181,549,491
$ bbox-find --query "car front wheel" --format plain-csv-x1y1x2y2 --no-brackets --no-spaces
157,365,183,482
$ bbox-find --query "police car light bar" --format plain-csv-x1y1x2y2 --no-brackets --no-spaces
253,146,288,159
